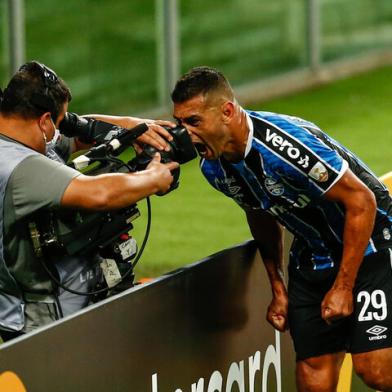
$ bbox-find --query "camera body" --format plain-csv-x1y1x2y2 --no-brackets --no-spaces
129,125,197,192
131,125,197,168
30,205,140,260
30,114,197,292
61,112,197,191
60,112,197,168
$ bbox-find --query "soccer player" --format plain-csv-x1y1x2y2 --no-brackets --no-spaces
171,66,392,392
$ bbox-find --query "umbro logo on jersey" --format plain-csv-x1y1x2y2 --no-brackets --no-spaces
214,177,246,205
367,325,387,335
214,177,241,195
264,177,284,196
265,128,310,169
366,325,388,341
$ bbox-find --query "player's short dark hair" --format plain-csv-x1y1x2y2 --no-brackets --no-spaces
171,66,233,103
0,60,72,122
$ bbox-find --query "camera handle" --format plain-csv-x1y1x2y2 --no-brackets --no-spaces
69,123,148,170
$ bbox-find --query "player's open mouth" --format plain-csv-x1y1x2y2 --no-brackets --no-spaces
194,142,208,157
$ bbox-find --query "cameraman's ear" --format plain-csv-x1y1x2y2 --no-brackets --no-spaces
38,112,54,131
221,101,235,124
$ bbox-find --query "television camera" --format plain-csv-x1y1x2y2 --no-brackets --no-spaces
29,113,197,296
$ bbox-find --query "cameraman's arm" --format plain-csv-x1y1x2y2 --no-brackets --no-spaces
61,153,179,210
82,114,175,153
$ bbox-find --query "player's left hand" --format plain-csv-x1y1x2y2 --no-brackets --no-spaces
321,285,353,325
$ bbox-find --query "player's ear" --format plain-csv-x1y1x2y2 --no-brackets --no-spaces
221,101,235,124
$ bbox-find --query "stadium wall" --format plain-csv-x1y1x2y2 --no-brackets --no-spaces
0,241,376,391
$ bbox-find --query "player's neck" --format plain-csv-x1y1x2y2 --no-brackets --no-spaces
222,108,249,162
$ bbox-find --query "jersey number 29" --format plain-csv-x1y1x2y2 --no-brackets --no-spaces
357,290,387,322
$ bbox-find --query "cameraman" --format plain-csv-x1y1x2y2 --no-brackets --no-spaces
0,61,178,341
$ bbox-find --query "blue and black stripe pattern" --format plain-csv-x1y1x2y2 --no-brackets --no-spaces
201,111,392,270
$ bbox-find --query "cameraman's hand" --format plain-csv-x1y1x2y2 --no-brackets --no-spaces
134,120,176,154
75,114,175,153
147,152,179,194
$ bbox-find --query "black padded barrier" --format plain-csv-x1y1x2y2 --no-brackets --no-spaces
0,240,372,391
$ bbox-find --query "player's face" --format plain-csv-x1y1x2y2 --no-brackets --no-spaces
173,95,229,160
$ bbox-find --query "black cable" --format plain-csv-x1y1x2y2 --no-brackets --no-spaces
131,196,151,270
53,290,64,318
38,196,151,296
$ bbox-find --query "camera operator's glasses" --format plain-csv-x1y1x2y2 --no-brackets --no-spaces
19,61,59,117
19,62,59,92
39,64,58,93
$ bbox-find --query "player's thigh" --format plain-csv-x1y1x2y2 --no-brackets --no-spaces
349,249,392,390
288,265,349,360
352,348,392,390
296,352,346,392
350,249,392,355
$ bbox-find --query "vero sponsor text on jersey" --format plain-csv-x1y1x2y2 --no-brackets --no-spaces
265,128,310,169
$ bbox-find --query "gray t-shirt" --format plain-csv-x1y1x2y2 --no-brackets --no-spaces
3,153,80,293
2,147,83,331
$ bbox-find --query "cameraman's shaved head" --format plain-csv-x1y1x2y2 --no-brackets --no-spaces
171,66,234,107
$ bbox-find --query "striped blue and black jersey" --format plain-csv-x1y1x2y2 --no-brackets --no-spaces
201,110,392,270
